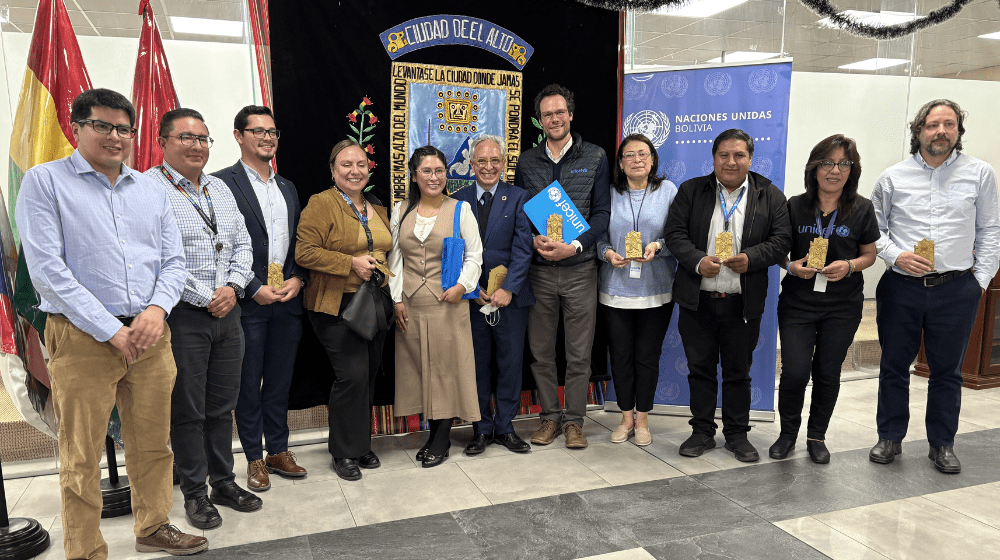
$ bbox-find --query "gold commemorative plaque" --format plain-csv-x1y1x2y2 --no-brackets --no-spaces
486,265,508,296
547,214,563,242
807,237,829,270
625,231,643,260
915,239,935,271
714,231,733,261
267,262,284,289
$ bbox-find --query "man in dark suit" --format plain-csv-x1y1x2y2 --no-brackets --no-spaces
213,105,309,491
664,128,791,463
452,134,535,455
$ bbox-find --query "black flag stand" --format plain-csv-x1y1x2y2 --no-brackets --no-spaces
0,456,50,559
100,436,131,518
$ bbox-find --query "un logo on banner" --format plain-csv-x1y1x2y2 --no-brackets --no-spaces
751,157,773,177
660,74,689,98
663,382,681,400
704,72,732,96
623,110,671,148
701,160,715,176
748,68,779,94
836,225,851,237
662,160,686,183
548,187,561,202
675,356,689,376
623,76,649,101
750,387,763,406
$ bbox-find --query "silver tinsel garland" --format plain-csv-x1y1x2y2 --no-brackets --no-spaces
574,0,998,40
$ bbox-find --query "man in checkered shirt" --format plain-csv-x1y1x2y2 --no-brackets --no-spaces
146,107,259,530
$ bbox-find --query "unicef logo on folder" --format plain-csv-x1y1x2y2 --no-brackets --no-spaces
524,181,590,244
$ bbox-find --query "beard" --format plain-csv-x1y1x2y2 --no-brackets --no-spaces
922,135,956,157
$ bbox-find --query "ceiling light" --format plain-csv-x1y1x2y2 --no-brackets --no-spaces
707,51,780,63
169,16,243,37
653,0,749,18
979,31,1000,40
819,10,918,28
838,58,909,71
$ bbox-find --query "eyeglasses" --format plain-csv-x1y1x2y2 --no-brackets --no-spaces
164,133,214,148
540,109,569,120
243,127,280,139
622,150,651,160
474,157,503,168
417,168,447,178
819,160,852,172
75,119,137,139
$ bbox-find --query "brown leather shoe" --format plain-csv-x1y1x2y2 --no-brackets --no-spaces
247,458,270,492
135,523,208,555
564,423,588,449
530,419,562,445
266,450,307,477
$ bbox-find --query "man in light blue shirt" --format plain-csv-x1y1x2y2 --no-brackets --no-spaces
869,99,1000,473
16,88,205,558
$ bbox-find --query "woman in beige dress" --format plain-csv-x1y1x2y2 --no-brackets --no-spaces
389,145,483,468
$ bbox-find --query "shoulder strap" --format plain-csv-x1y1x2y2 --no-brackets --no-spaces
452,200,463,239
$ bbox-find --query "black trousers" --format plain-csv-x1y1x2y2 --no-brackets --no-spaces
309,292,387,459
603,303,674,412
168,302,244,499
777,303,861,440
678,293,761,440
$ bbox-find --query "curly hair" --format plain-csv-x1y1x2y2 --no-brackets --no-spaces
909,99,965,155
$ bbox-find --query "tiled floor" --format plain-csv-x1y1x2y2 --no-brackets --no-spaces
9,375,1000,559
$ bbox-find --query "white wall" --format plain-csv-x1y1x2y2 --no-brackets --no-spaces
0,32,257,203
784,71,1000,298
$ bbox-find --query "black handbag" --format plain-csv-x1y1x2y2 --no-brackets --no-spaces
336,188,392,340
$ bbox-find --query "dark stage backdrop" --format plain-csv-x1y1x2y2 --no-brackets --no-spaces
270,0,620,410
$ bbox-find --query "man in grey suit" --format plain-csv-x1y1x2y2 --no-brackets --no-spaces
213,105,309,492
452,135,535,455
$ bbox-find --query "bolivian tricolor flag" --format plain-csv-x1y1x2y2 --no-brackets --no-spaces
1,0,92,438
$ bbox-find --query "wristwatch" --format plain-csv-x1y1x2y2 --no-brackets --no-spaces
226,282,245,299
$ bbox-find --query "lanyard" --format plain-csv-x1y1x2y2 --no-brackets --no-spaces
627,187,647,232
160,166,218,238
336,187,373,252
719,187,745,232
814,209,838,239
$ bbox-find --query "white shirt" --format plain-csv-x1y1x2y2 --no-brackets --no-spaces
388,201,483,303
701,176,749,294
241,161,289,267
545,135,574,164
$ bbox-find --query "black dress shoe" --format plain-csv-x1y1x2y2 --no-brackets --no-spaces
465,434,493,455
415,446,430,462
807,440,831,464
494,432,531,453
421,449,449,468
184,496,222,530
357,451,381,469
333,457,362,481
768,436,795,460
678,433,716,457
210,481,263,512
724,439,760,462
869,439,902,464
929,445,961,474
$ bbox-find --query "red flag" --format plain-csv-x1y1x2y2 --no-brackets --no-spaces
130,0,179,172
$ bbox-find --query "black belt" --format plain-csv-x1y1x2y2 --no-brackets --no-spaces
49,313,135,326
893,268,970,287
701,290,741,299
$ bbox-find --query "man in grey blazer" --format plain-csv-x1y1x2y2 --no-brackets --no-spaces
213,105,309,492
452,135,535,455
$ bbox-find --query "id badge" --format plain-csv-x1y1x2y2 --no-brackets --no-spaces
629,260,642,279
814,274,828,293
215,260,227,290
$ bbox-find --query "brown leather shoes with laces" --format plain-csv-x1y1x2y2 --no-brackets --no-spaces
135,523,208,555
530,419,562,445
247,458,270,492
564,423,588,449
266,450,307,477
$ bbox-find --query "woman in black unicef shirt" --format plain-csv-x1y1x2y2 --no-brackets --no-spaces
769,134,880,464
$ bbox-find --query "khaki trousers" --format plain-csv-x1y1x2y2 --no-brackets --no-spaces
46,316,176,560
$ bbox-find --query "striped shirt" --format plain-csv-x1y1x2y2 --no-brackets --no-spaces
146,161,253,306
16,150,186,342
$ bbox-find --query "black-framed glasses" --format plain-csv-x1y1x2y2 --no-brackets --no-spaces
164,133,214,148
75,119,137,139
819,160,852,172
473,157,503,168
242,127,280,139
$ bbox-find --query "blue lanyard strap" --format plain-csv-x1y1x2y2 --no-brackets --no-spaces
814,209,838,239
718,186,745,232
